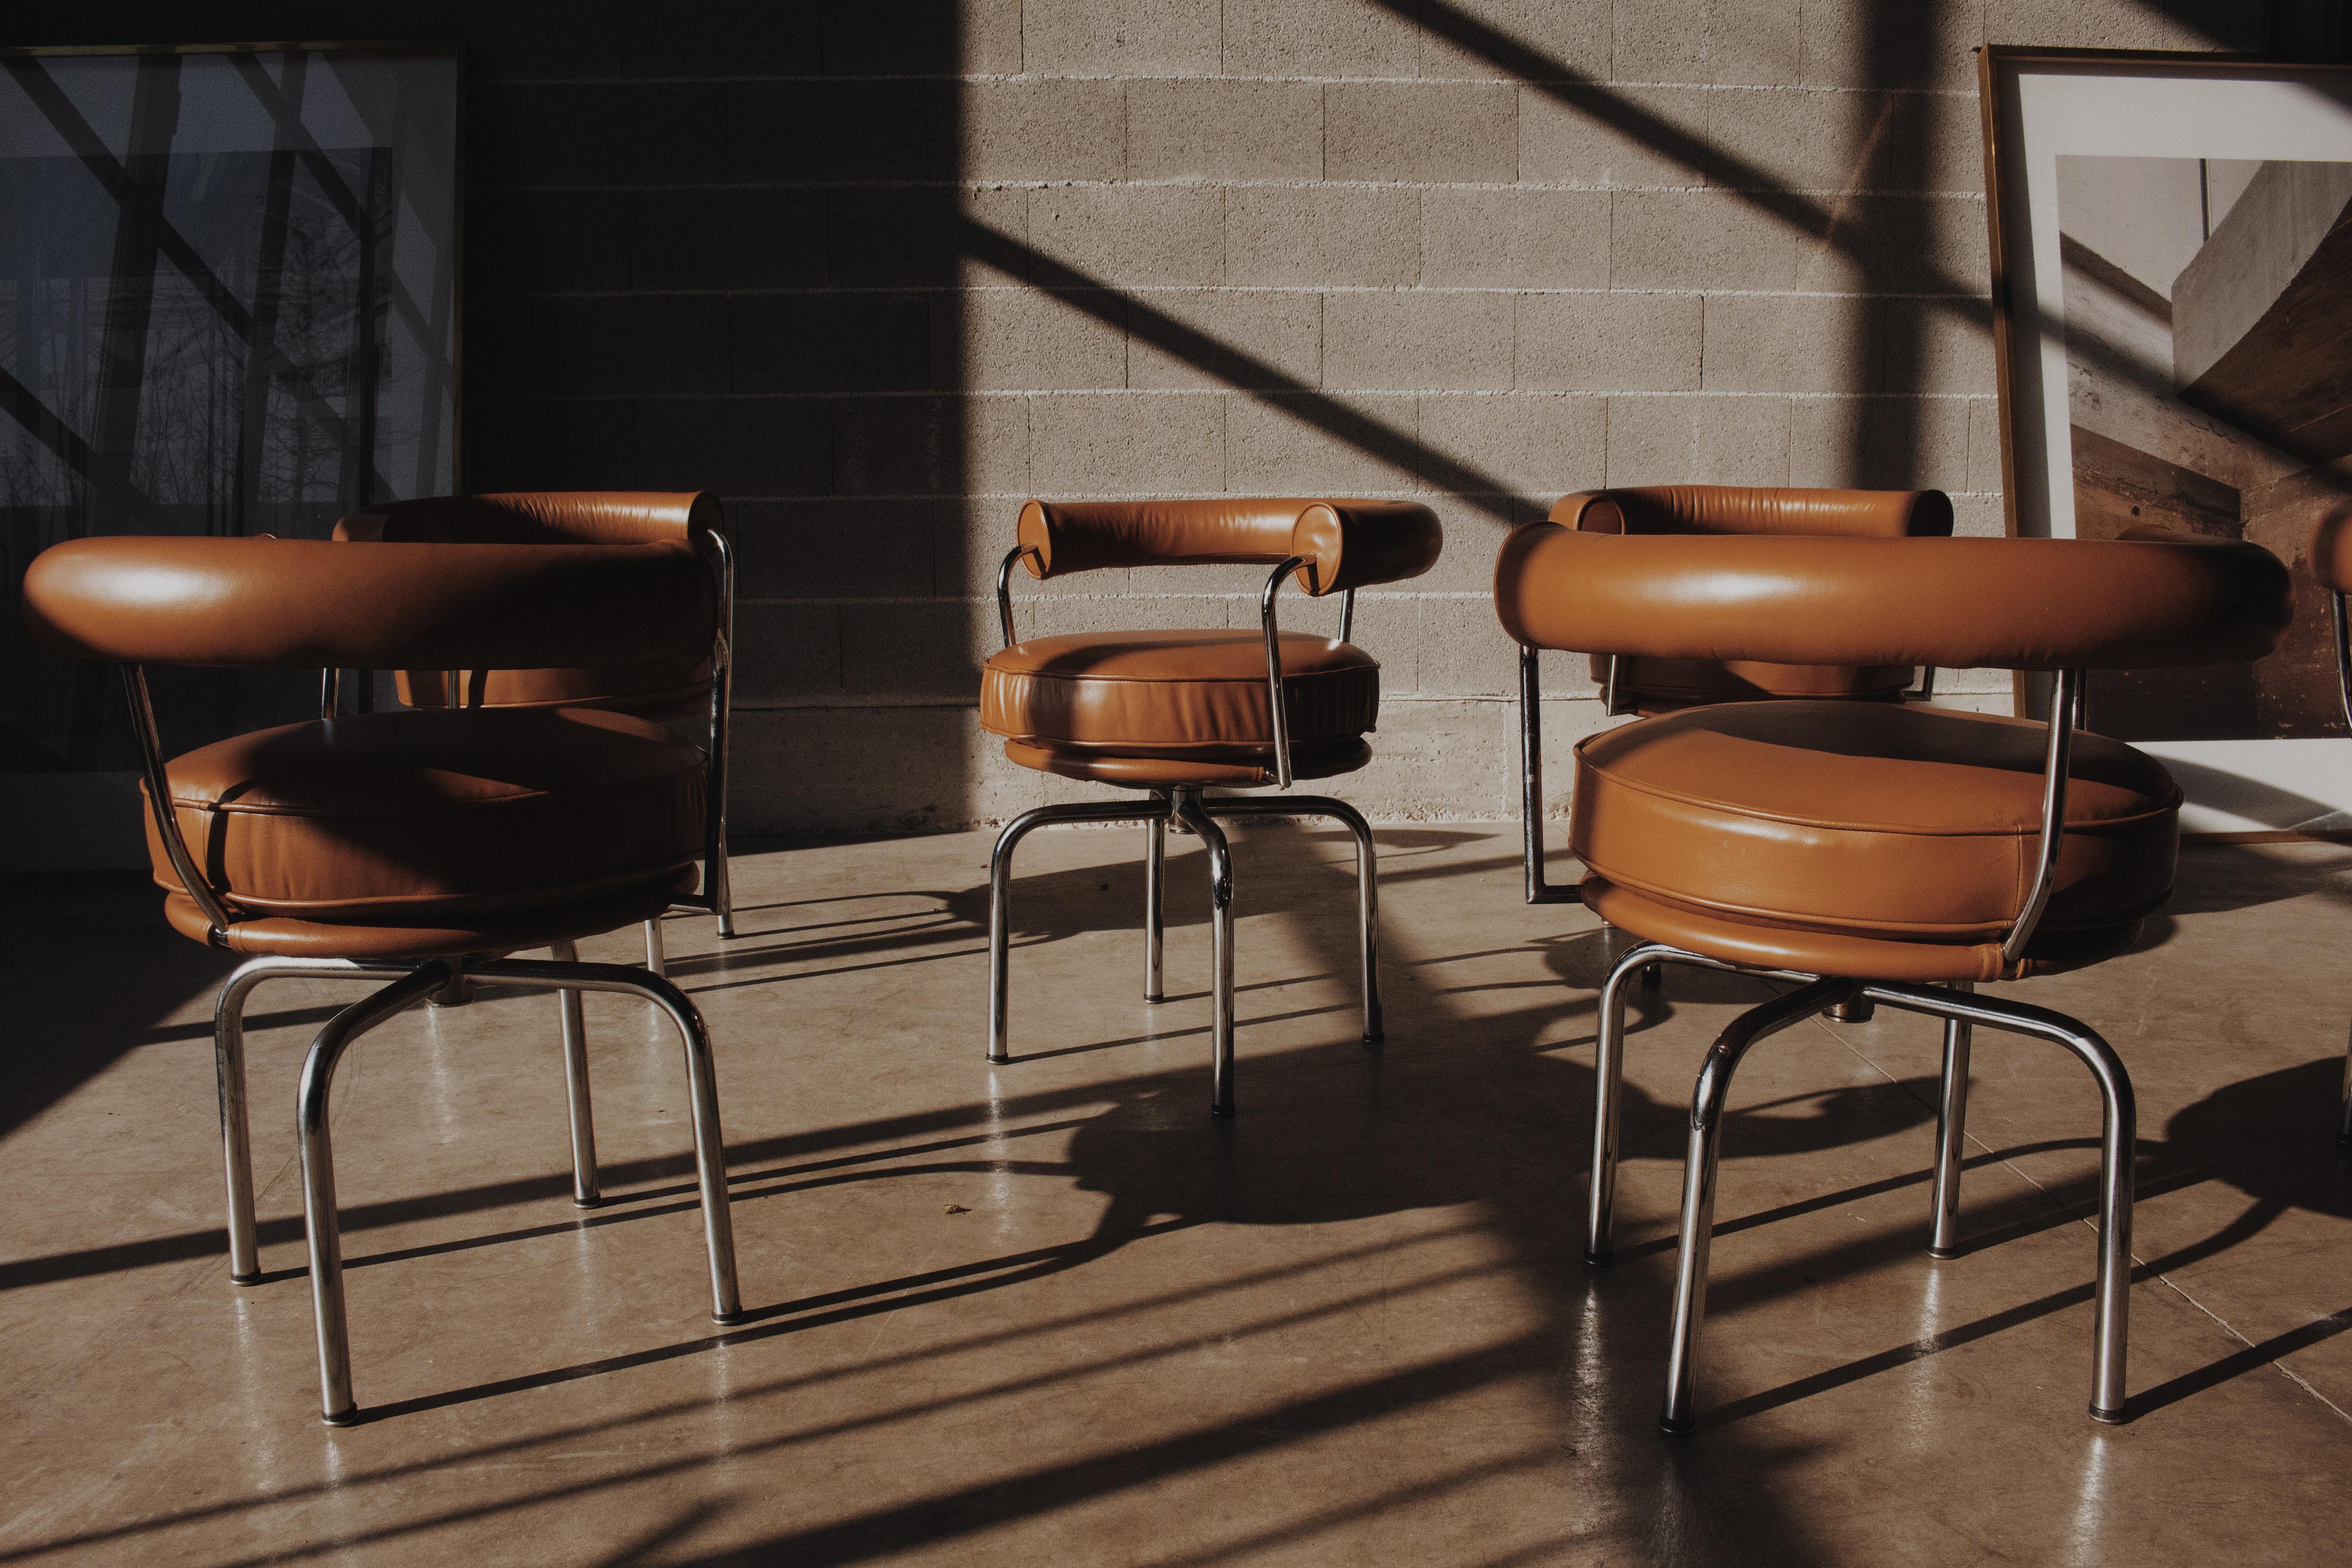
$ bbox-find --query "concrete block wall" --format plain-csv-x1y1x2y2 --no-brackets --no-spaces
683,0,2260,832
34,0,2271,835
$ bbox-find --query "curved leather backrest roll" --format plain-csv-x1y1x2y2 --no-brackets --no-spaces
1016,498,1443,595
1553,485,1955,539
1493,527,2292,670
2313,507,2352,593
23,536,716,669
337,491,720,552
1290,500,1444,595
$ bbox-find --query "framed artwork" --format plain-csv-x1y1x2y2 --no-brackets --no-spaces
0,42,459,865
1979,46,2352,837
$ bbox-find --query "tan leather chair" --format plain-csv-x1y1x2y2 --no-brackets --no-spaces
1518,486,1954,904
2310,509,2352,1148
1494,522,2291,1431
981,498,1444,1114
334,492,736,968
20,533,745,1425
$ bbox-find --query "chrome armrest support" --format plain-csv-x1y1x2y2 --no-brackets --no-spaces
2333,592,2350,732
1261,555,1306,790
1601,653,1626,717
997,545,1034,649
2000,666,2083,965
706,529,736,912
1916,665,1936,702
122,664,233,943
1338,586,1357,646
1518,645,1582,904
319,666,340,719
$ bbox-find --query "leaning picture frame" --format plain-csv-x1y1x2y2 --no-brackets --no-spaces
1978,45,2352,839
0,41,461,866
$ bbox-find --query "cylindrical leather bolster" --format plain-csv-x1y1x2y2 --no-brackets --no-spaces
1492,526,2291,670
337,491,720,551
1551,485,1955,540
1291,501,1444,595
1017,498,1309,579
23,536,716,668
2313,507,2352,593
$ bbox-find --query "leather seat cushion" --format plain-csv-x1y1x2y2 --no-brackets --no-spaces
1592,654,1916,707
1002,737,1373,788
394,659,713,721
1570,701,2180,948
1582,877,2144,984
165,873,693,959
148,707,706,923
981,630,1380,753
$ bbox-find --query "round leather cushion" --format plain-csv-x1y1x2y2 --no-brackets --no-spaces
393,658,713,722
147,707,706,923
1569,701,2181,945
980,630,1378,752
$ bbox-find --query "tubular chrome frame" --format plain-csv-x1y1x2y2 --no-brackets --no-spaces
1517,646,1582,905
1261,556,1308,789
2002,666,2084,965
2334,590,2352,735
122,665,234,942
2334,592,2352,1147
986,785,1383,1116
1580,941,2136,1432
997,543,1033,648
214,948,742,1424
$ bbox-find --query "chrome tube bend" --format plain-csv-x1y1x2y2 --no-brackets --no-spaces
988,797,1175,1063
1660,977,1857,1436
298,961,456,1425
1585,940,1698,1265
212,956,417,1285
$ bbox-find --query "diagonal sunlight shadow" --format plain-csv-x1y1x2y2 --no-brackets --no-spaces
957,219,1519,524
1383,0,1985,311
0,1218,1506,1565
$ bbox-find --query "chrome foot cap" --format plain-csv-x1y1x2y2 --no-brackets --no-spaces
1927,1245,1962,1261
230,1271,262,1287
1583,1250,1613,1268
2089,1403,2127,1425
321,1407,360,1428
572,1197,601,1211
712,1311,747,1328
1658,1415,1696,1438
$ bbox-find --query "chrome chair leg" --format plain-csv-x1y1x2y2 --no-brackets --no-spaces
988,797,1174,1063
1171,788,1236,1115
1929,982,1974,1258
298,962,459,1425
213,975,261,1285
548,940,600,1208
1587,940,1687,1266
1868,980,2136,1423
1144,804,1166,1003
710,826,735,940
474,955,742,1324
1661,979,1859,1436
644,918,666,977
2339,1027,2352,1147
1200,793,1383,1045
212,956,418,1285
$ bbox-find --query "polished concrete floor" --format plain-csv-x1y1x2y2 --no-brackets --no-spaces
3,824,2350,1565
